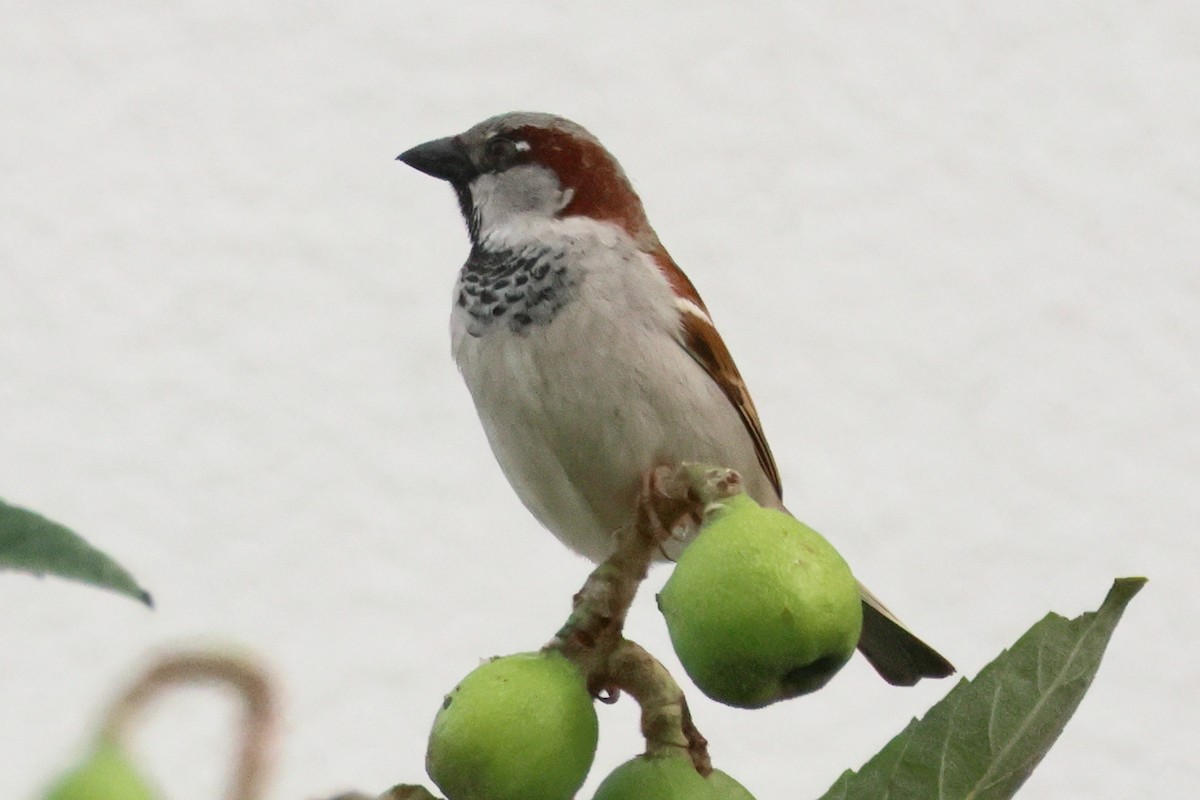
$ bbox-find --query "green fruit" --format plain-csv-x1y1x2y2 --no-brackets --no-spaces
707,769,758,800
43,739,159,800
658,493,863,708
426,650,599,800
592,753,756,799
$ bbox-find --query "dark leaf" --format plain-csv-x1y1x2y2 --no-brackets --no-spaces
820,578,1145,800
0,498,152,606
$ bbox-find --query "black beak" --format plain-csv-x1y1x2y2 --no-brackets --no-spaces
396,135,476,184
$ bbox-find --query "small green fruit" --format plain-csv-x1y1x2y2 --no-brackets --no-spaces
426,650,599,800
659,494,863,708
592,753,756,799
43,739,159,800
707,769,758,800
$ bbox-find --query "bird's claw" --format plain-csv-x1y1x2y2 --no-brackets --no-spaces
636,463,743,546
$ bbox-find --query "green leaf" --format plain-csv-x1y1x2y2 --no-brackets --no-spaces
0,498,153,607
820,577,1145,800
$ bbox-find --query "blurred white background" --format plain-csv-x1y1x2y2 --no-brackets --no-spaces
2,2,1196,798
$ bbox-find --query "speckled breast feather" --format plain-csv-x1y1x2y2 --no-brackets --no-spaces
456,245,579,336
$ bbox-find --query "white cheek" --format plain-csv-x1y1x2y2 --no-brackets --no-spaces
469,165,571,236
468,174,499,226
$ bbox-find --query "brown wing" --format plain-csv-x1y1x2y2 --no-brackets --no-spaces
652,251,783,498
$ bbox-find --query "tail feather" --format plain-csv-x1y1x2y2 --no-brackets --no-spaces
856,580,955,686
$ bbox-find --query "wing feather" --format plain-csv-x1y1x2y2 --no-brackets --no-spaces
651,251,783,498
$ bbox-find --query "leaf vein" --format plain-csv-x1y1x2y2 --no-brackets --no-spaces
968,608,1108,795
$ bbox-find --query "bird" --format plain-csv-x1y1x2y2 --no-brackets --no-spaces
397,111,953,686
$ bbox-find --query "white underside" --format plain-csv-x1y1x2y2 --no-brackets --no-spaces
452,216,779,562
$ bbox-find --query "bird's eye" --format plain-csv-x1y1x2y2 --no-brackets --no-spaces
485,136,525,164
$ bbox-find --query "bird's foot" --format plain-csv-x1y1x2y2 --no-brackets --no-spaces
637,463,743,548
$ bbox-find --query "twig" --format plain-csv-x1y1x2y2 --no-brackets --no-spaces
101,650,277,800
546,463,742,774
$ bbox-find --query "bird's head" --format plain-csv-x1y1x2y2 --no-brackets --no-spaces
398,112,658,248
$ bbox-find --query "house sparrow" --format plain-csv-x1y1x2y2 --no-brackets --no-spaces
397,112,953,686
